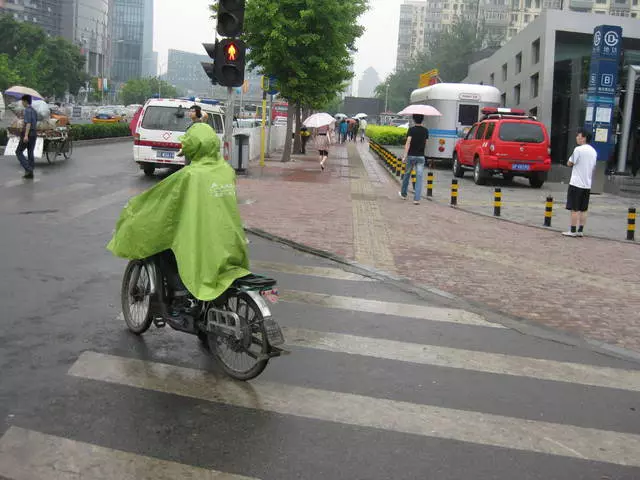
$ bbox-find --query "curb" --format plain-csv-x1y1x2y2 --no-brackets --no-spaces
370,143,638,246
245,228,640,366
74,136,132,147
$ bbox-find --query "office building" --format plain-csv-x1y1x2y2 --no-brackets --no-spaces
110,0,154,83
358,67,381,98
395,0,640,70
462,10,640,166
0,0,61,38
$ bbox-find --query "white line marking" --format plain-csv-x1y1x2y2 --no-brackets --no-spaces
280,290,504,328
282,327,640,392
69,352,640,468
0,426,260,479
251,260,375,281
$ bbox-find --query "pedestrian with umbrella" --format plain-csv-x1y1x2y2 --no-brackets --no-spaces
303,112,335,171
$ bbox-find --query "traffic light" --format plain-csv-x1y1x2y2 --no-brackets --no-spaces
216,0,245,38
202,43,218,85
214,39,246,87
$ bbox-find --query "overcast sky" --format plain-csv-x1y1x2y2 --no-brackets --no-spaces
153,0,404,91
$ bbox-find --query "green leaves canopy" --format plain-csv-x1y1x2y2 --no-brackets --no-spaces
0,14,88,97
243,0,368,108
120,77,179,105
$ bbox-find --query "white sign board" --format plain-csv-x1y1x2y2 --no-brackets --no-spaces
4,136,45,158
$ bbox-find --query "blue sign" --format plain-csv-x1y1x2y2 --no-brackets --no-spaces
266,75,279,95
584,25,623,162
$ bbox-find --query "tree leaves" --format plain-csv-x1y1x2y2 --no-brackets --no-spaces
0,14,88,98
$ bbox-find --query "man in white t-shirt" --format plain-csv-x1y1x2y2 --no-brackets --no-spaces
562,129,598,237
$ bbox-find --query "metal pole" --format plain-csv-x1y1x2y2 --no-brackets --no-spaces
259,89,267,167
266,94,273,156
617,65,640,173
224,86,235,163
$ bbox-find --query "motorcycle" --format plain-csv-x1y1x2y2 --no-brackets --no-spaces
120,257,286,381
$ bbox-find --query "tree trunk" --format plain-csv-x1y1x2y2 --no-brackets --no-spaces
293,102,302,154
281,102,296,162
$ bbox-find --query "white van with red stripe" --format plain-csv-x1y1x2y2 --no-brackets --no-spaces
133,98,225,176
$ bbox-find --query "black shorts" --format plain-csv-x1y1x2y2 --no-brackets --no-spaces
566,185,591,212
319,150,328,156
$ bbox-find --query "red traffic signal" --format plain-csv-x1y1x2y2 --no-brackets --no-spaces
214,39,246,87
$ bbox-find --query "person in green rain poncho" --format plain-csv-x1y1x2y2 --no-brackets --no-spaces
107,122,251,302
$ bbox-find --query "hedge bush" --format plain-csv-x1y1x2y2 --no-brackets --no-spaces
70,123,131,141
0,123,130,146
365,125,407,146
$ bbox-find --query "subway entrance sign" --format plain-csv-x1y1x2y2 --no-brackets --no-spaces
584,25,623,164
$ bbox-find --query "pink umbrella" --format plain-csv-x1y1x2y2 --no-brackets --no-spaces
397,104,442,116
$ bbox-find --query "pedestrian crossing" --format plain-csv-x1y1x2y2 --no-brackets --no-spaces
1,185,640,478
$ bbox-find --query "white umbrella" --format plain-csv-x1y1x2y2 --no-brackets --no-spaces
354,113,368,119
397,104,442,116
4,86,44,101
303,112,336,128
334,113,347,119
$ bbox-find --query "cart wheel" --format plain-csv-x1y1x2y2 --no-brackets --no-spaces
45,145,58,164
63,139,73,159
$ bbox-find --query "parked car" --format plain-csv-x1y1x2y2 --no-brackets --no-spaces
452,107,551,188
92,107,125,124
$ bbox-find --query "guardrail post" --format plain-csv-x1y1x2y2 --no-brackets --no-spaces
628,207,636,241
494,188,501,217
450,179,458,206
544,196,553,227
426,171,434,198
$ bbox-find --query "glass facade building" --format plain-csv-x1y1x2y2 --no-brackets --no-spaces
110,0,154,83
0,0,62,38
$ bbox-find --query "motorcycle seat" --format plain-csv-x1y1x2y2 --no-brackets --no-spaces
234,273,277,290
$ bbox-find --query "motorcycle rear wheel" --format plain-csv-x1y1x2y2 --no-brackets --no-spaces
209,292,269,381
121,260,153,335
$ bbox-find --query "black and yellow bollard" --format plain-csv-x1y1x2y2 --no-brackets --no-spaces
395,156,402,177
401,160,406,178
627,207,636,241
426,171,434,198
411,169,416,190
494,188,502,217
544,196,553,227
450,179,458,206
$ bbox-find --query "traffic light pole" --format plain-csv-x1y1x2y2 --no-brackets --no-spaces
224,86,235,163
259,89,267,167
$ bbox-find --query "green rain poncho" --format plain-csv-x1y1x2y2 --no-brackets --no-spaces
107,123,250,300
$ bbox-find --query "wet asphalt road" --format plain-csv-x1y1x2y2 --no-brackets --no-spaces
0,143,639,479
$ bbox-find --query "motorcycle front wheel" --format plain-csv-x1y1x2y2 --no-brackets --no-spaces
121,260,153,335
209,292,269,381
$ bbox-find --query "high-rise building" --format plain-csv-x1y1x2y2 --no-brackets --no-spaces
110,0,154,83
0,0,61,38
60,0,111,78
165,49,214,97
358,67,381,98
394,0,640,71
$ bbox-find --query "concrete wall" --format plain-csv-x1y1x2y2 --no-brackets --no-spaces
234,125,290,162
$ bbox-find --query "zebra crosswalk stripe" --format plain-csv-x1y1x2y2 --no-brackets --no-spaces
282,327,640,392
0,426,261,480
280,290,504,328
68,351,640,468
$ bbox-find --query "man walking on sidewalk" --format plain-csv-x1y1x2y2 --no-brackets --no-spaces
399,114,428,205
562,128,597,237
15,94,38,179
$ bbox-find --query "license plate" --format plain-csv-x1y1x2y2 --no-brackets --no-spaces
512,163,530,171
157,151,175,159
260,288,279,304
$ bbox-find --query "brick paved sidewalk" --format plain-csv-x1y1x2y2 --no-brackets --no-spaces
237,142,640,354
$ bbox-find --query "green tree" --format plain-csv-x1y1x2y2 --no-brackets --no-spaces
0,14,88,99
0,53,23,91
120,77,178,105
375,16,500,114
242,0,368,161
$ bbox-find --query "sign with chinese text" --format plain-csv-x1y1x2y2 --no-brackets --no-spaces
418,69,439,88
584,25,622,162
